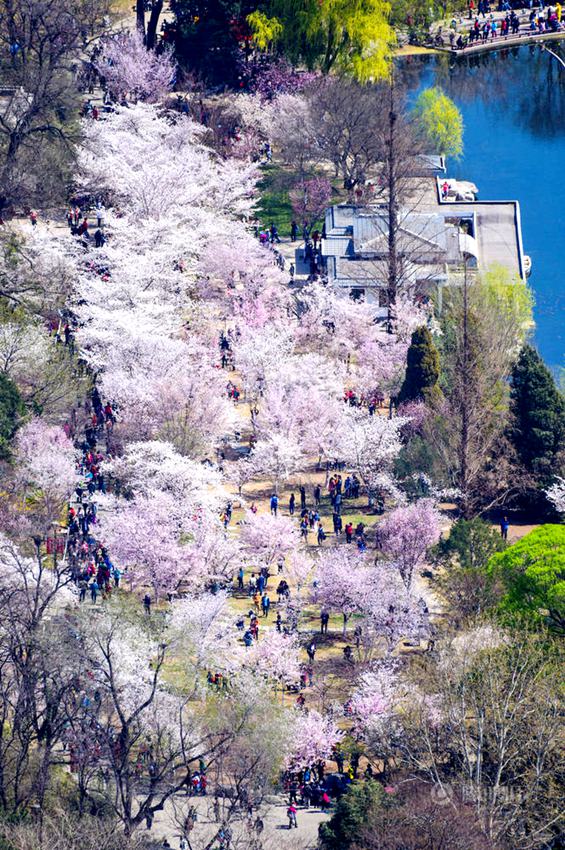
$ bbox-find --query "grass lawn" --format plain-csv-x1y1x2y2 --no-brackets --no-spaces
256,164,293,235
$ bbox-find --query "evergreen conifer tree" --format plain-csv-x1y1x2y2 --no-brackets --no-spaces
398,325,441,404
509,345,565,484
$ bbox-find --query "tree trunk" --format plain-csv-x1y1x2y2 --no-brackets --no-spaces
136,0,146,38
386,77,398,335
146,0,164,49
459,266,471,516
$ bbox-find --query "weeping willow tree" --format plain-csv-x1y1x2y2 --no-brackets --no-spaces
413,86,464,158
271,0,395,81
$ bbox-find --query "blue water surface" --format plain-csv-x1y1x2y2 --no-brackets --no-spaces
401,45,565,372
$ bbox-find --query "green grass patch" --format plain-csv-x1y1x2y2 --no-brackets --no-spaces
256,164,293,235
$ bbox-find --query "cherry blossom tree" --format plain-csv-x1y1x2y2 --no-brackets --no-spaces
239,512,300,567
247,433,305,492
245,630,301,699
169,591,244,673
284,709,342,771
78,105,258,222
545,477,565,514
102,440,224,507
98,492,191,597
96,31,176,104
14,419,77,530
378,499,442,591
335,409,406,499
363,563,431,654
314,549,372,634
290,177,332,230
349,661,400,738
286,550,315,594
98,490,239,598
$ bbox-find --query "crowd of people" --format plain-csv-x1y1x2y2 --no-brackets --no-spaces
438,0,564,48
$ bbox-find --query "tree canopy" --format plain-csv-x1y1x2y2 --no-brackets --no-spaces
0,371,24,459
413,86,463,158
488,524,565,631
509,345,565,486
398,325,441,404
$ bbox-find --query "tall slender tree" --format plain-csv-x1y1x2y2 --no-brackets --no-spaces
509,345,565,487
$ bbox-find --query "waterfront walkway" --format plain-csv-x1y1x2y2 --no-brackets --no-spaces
437,27,565,55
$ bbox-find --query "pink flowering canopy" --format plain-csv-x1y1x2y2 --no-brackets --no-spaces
96,30,176,104
284,709,343,771
378,498,442,590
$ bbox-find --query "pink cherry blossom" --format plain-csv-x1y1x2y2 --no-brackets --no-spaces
239,511,300,567
284,709,342,771
378,499,441,591
96,30,176,104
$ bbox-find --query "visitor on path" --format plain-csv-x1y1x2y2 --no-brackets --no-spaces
300,486,307,511
320,609,329,634
90,580,99,603
237,566,244,590
289,493,295,515
290,220,298,241
317,523,326,545
261,593,271,617
287,804,298,829
143,593,152,615
500,515,509,540
306,641,316,662
270,493,278,516
314,484,321,505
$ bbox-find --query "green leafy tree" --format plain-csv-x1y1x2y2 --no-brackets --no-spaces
398,326,441,405
413,86,463,159
0,371,24,459
271,0,395,81
246,11,283,50
437,268,534,516
434,518,506,620
509,345,565,487
319,780,386,850
435,517,507,571
488,524,565,631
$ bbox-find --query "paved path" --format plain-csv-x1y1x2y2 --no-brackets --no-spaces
148,793,329,850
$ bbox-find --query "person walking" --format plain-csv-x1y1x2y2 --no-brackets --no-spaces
89,579,99,603
300,486,307,511
289,493,295,515
143,593,152,615
314,484,321,506
261,593,271,618
320,609,329,634
237,566,244,591
270,493,279,516
500,515,509,540
287,803,298,829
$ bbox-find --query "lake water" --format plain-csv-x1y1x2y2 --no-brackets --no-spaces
401,45,565,374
